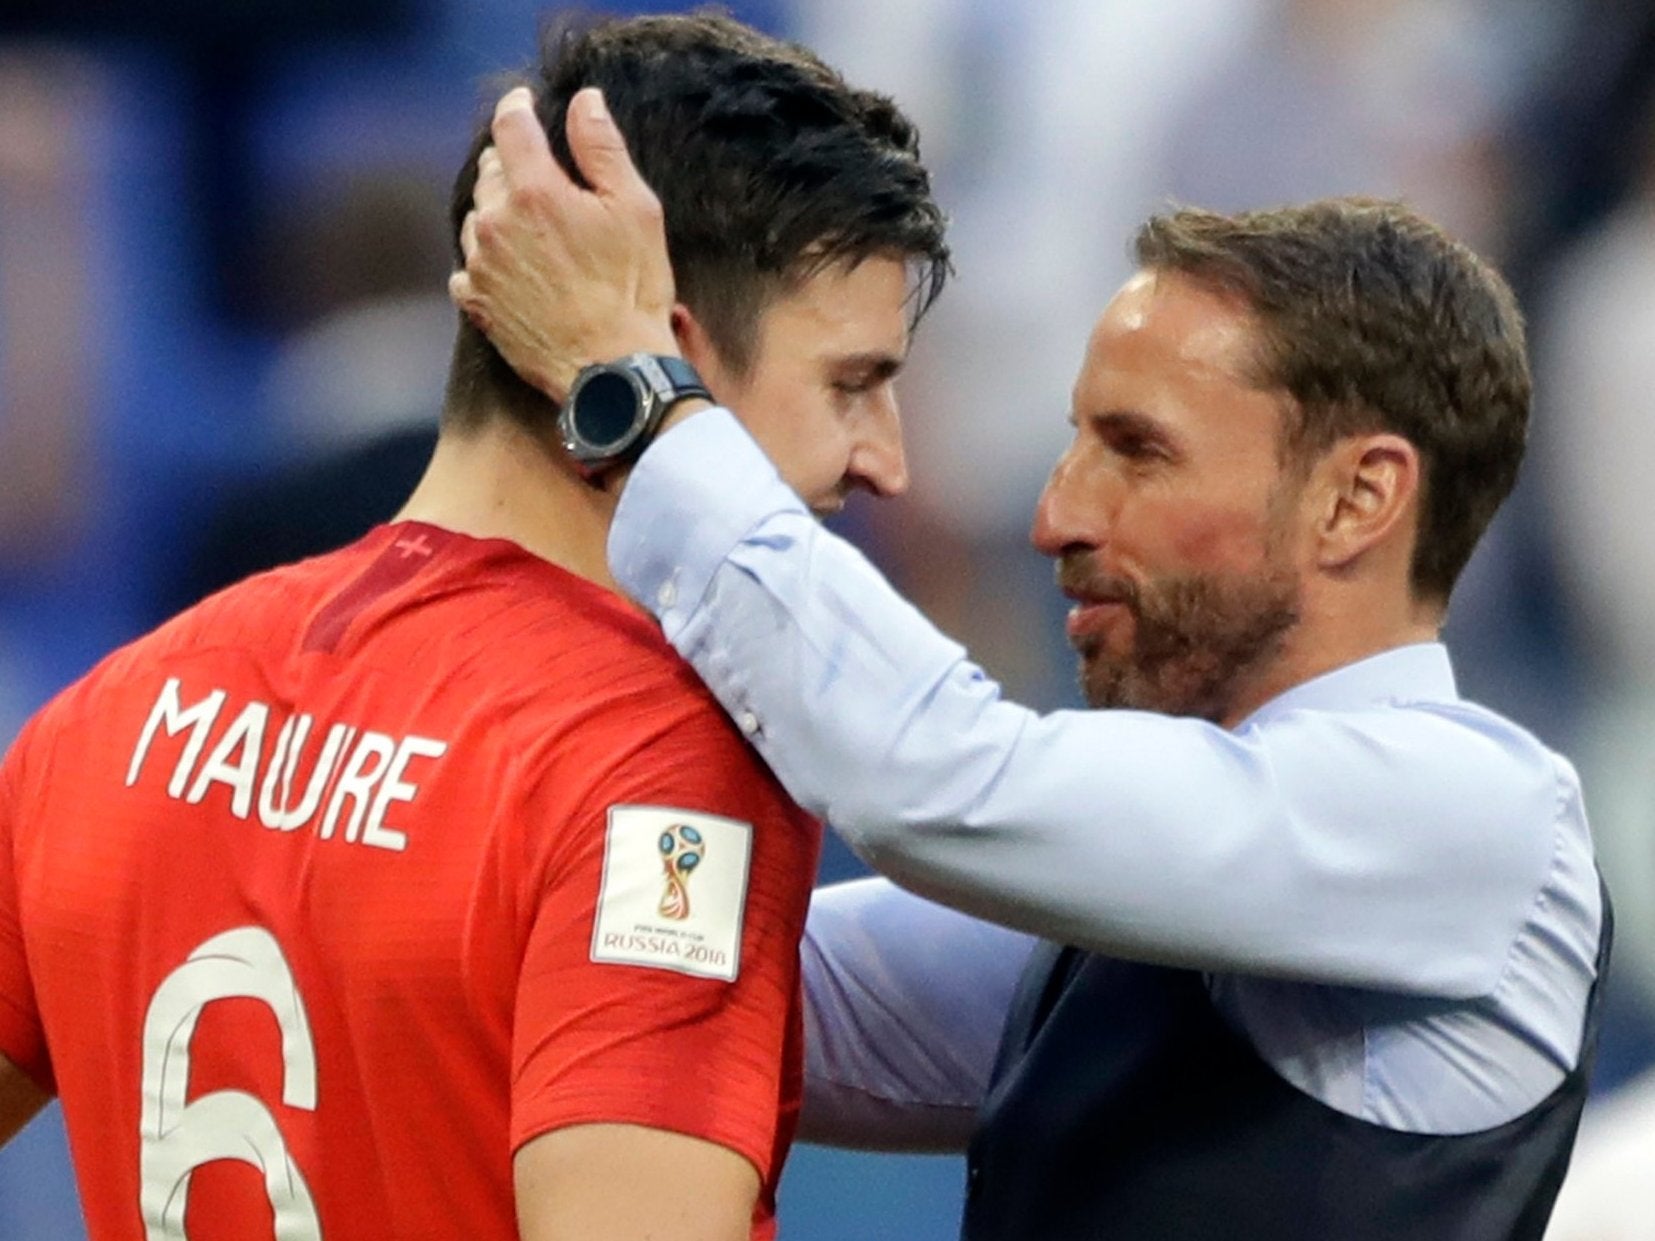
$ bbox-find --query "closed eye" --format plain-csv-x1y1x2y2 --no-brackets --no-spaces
1088,410,1179,464
1111,429,1167,460
830,353,904,398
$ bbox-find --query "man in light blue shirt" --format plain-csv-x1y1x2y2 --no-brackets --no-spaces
452,89,1605,1239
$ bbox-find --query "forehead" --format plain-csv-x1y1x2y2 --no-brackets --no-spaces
754,256,914,358
1074,270,1285,440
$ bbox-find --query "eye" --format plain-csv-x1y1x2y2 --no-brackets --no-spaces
1112,431,1164,460
828,355,903,400
1089,413,1175,465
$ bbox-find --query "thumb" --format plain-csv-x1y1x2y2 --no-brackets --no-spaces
565,87,648,201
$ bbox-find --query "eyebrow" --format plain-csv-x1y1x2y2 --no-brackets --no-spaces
1074,408,1183,451
1089,409,1163,434
831,351,907,381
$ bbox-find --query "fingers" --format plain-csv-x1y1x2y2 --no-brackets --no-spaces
485,85,654,217
489,85,565,199
564,87,655,208
466,148,506,263
478,146,504,194
448,269,487,331
459,208,480,263
447,269,471,310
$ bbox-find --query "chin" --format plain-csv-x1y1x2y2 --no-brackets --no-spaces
1078,658,1127,712
1079,655,1233,724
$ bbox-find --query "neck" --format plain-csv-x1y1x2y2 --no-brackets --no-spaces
1217,592,1442,729
395,415,621,592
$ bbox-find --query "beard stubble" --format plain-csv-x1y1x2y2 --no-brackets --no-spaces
1060,555,1301,723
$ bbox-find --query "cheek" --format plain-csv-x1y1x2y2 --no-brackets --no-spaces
1144,498,1274,572
746,393,853,496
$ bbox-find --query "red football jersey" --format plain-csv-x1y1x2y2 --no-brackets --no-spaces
0,522,821,1240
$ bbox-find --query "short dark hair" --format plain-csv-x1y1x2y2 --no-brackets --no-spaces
1134,197,1530,604
444,11,950,431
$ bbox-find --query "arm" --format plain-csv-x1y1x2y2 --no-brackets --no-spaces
515,1123,756,1241
610,411,1557,998
507,660,820,1234
802,878,1035,1152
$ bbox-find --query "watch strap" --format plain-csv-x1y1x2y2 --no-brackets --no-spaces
640,353,711,407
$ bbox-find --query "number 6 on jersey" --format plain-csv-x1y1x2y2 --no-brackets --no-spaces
140,927,322,1239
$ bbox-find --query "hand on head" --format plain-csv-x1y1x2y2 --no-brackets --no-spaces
451,86,680,402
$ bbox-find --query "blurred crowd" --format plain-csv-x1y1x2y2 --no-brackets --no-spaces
1,1,1652,1237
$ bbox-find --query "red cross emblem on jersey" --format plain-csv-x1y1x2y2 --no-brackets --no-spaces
394,533,435,560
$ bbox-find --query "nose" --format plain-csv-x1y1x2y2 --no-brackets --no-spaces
1030,446,1093,557
848,390,910,499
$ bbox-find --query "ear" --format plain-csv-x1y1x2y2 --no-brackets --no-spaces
669,304,736,406
1308,434,1422,576
670,303,714,369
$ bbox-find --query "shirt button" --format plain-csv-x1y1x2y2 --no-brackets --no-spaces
656,577,678,610
737,710,761,736
967,1162,982,1196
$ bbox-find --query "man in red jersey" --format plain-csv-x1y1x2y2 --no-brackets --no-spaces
0,15,948,1240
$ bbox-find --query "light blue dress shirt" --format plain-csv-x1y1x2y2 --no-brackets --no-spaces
609,408,1602,1139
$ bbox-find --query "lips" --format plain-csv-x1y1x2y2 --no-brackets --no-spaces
1056,555,1138,645
1065,598,1132,643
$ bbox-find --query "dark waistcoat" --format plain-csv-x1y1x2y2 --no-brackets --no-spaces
962,894,1610,1241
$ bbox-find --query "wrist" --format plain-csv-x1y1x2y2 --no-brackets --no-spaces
599,329,680,371
558,353,709,482
522,327,679,405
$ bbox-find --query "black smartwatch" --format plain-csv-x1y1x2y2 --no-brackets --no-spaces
558,353,711,479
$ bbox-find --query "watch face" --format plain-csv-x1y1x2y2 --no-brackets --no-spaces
573,369,642,450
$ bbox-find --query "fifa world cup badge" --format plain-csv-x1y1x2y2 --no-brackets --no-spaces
658,823,705,920
592,805,751,981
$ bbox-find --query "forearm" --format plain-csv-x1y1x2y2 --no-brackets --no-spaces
801,879,1033,1152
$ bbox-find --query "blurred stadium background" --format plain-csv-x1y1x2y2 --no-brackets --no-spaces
1,1,1653,1236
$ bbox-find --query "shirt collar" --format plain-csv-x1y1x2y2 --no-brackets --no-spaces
1240,642,1458,728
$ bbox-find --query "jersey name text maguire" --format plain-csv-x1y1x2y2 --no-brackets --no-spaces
124,677,448,852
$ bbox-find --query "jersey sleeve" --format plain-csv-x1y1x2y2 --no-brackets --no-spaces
0,723,51,1091
507,688,818,1183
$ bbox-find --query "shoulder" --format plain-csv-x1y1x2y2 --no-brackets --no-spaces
491,595,815,900
465,570,732,736
1257,689,1573,822
424,567,786,807
1251,693,1585,913
1384,696,1577,825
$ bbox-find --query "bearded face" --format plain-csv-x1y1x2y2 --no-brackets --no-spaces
1033,271,1315,725
1057,551,1301,721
